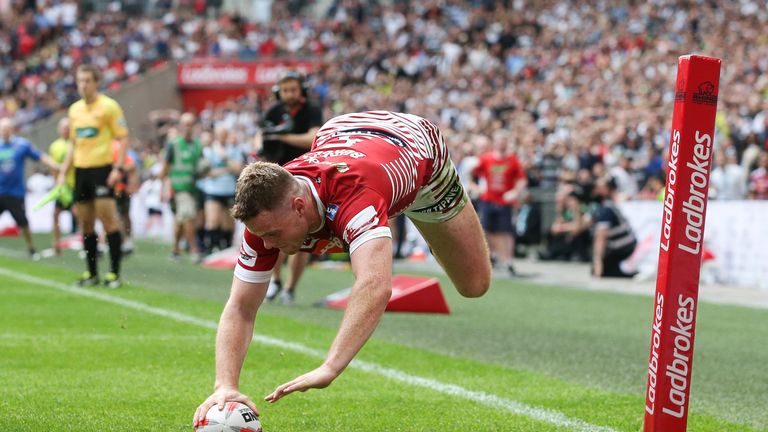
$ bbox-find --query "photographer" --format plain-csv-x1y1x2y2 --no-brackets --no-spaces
257,71,323,304
259,71,323,165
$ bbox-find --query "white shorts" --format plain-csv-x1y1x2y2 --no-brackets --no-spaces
403,123,468,224
173,191,197,221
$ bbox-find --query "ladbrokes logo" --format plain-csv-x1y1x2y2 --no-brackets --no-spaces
674,79,686,103
692,81,718,106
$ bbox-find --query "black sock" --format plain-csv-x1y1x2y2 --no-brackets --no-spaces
204,229,218,253
70,215,78,234
83,233,98,276
202,229,210,253
220,229,233,249
196,227,205,251
106,231,122,275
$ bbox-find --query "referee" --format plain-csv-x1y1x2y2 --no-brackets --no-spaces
57,64,129,288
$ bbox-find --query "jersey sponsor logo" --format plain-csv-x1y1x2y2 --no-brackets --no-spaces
416,181,462,213
95,185,110,197
239,251,256,267
326,204,339,221
302,149,366,160
302,237,320,249
304,160,352,173
0,152,14,173
300,236,345,254
75,127,99,138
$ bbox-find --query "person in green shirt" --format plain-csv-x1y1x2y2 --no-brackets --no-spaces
48,117,76,255
161,112,204,262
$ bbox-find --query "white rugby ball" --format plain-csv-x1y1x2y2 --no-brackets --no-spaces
196,402,262,432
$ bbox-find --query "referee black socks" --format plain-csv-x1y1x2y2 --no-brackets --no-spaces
106,231,122,275
83,233,98,276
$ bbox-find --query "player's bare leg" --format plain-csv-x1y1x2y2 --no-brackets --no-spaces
282,252,310,304
172,221,184,257
488,232,515,273
411,203,491,298
21,226,37,259
266,252,288,301
184,219,200,261
94,198,121,234
52,206,62,255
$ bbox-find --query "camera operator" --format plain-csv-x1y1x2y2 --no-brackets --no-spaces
259,71,323,165
257,71,323,304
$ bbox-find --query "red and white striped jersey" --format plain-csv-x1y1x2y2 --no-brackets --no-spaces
235,111,458,283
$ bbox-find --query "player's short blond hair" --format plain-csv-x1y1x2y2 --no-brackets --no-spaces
231,162,297,221
76,64,101,82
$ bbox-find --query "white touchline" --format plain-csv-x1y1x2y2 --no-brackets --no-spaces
0,267,618,432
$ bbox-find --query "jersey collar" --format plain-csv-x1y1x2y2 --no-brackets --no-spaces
294,175,325,234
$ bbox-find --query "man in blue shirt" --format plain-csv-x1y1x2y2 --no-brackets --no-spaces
0,118,58,259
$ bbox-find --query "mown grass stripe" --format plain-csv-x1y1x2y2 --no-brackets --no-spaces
0,266,617,432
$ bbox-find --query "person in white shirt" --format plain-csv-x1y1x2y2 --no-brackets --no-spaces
609,154,639,200
710,150,747,200
140,164,164,238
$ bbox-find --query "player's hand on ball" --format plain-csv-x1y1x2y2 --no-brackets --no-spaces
194,387,259,428
265,364,339,403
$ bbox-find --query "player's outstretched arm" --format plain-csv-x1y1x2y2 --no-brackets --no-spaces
57,144,74,186
193,277,268,427
265,237,393,403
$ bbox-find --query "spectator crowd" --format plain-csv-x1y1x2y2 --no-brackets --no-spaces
3,0,768,271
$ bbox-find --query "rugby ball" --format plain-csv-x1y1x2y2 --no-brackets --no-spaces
195,402,262,432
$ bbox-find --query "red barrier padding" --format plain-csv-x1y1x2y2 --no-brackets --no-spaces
323,275,450,314
0,225,20,237
201,247,240,269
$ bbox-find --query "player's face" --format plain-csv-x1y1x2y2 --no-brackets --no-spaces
58,121,69,138
278,79,302,107
593,180,609,200
0,119,12,139
246,205,308,255
180,118,195,138
76,70,99,101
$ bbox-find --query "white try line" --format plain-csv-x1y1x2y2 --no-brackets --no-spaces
0,267,618,432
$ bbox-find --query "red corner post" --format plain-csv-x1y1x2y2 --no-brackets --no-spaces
644,55,721,431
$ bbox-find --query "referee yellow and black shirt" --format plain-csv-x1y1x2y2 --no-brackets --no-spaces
69,94,128,201
69,94,128,168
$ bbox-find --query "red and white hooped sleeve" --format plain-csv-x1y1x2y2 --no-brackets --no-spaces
332,188,392,254
233,229,280,283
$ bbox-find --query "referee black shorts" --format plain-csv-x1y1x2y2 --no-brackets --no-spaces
0,195,29,228
55,197,73,211
74,165,114,203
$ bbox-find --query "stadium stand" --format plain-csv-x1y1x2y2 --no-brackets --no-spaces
4,0,768,276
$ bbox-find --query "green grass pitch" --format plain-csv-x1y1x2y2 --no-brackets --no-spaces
0,235,766,431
